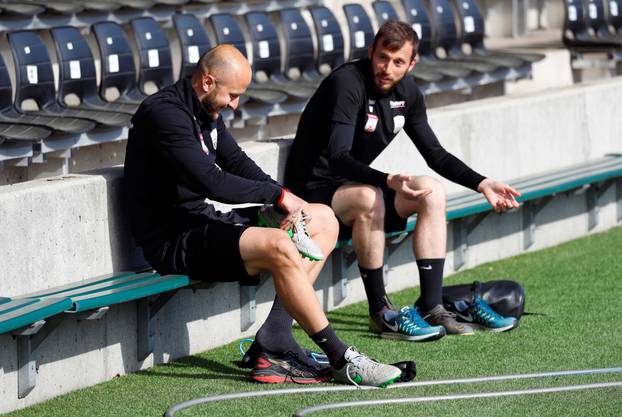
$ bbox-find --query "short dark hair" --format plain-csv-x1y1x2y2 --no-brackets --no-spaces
371,20,419,60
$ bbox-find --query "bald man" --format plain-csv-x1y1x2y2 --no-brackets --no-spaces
124,45,402,387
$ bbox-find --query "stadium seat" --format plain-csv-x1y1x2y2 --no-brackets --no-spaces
0,52,96,135
51,26,138,115
309,6,345,73
563,0,622,47
92,21,148,106
427,0,511,76
278,8,324,84
451,0,545,64
609,0,622,33
130,17,175,94
210,12,288,112
584,0,622,43
244,11,317,99
0,121,51,143
172,13,212,79
8,30,131,128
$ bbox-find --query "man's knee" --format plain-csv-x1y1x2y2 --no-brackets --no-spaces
413,176,446,210
345,185,386,220
268,232,303,268
307,203,339,235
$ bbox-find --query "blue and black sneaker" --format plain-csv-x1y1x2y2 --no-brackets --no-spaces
455,297,518,332
372,306,445,342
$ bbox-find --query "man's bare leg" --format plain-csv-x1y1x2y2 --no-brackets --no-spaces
243,204,339,366
331,184,391,316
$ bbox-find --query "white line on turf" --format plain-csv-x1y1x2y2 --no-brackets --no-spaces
164,367,622,417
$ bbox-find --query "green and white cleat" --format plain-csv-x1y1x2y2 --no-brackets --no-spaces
332,347,402,388
257,205,324,261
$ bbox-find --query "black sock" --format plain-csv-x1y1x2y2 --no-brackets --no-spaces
255,297,321,367
359,265,387,315
416,258,445,311
310,325,348,369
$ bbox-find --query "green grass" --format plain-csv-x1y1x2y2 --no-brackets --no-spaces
6,227,622,417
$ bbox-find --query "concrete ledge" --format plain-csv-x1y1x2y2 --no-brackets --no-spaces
1,78,621,413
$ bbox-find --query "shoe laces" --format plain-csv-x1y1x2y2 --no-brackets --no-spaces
292,209,312,237
472,297,505,323
431,305,458,321
403,306,429,328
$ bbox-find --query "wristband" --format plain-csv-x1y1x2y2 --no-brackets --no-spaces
277,188,288,208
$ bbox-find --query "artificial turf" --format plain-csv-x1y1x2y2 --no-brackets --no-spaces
5,227,622,417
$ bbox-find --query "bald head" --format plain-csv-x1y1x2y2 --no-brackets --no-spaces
192,44,251,120
195,44,252,86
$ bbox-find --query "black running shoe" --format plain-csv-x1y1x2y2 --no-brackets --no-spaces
240,340,329,368
249,351,333,384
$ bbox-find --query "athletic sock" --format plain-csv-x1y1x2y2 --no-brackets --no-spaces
416,258,445,312
359,265,388,315
310,325,348,369
254,297,317,366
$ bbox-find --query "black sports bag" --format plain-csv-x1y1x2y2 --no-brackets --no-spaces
442,280,525,319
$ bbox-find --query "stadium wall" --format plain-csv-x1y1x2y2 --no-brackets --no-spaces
1,77,621,412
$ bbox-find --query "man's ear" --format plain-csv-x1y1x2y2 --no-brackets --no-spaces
408,56,417,72
202,74,216,93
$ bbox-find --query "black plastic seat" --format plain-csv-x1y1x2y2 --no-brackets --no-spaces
427,0,509,76
610,0,622,33
210,13,287,107
585,0,622,43
172,13,212,78
309,6,345,73
563,0,622,48
278,8,323,84
92,21,147,106
0,52,95,135
244,11,316,99
130,17,175,94
0,121,51,143
8,30,130,128
452,0,545,64
50,26,138,116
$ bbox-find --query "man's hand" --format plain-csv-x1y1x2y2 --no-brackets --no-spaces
477,178,520,213
277,189,308,230
387,174,432,200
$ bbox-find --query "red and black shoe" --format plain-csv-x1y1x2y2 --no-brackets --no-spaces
249,351,332,384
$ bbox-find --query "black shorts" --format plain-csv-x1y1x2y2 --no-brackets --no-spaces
295,183,408,240
141,206,261,286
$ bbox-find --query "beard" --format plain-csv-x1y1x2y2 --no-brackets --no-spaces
200,92,223,120
374,70,408,93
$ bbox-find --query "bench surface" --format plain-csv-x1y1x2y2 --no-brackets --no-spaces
0,297,73,334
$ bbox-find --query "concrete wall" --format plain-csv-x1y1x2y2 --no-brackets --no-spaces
1,77,621,413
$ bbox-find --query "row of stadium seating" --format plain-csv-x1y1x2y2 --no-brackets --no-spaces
563,0,622,80
0,1,543,168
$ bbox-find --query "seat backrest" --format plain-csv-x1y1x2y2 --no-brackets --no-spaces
209,13,248,56
585,0,612,35
278,8,316,76
343,4,375,61
372,1,399,25
172,14,212,78
7,31,57,111
609,0,622,30
563,0,590,37
428,0,462,54
130,17,174,92
50,26,99,104
309,6,345,70
92,21,139,98
245,12,282,77
451,0,486,50
0,53,15,113
402,0,434,56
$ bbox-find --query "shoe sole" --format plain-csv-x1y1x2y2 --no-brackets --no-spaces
380,329,445,342
470,321,519,333
250,373,332,384
258,213,323,262
379,375,402,388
